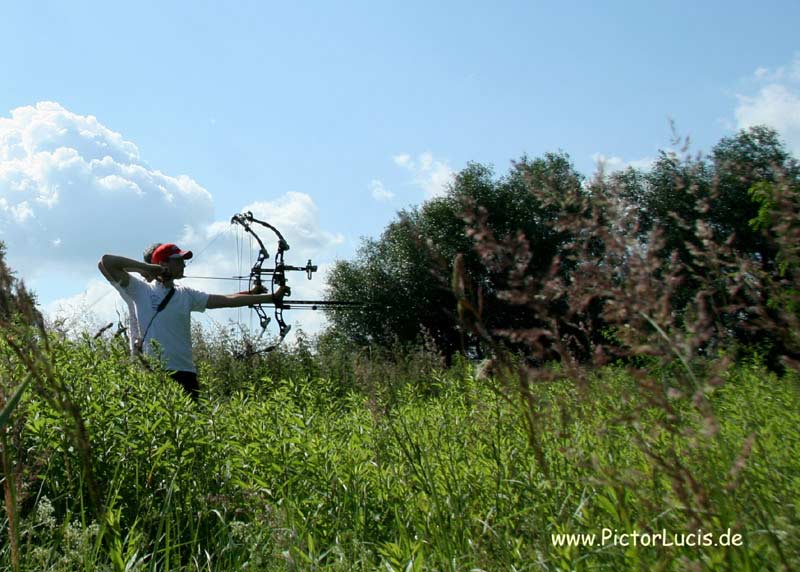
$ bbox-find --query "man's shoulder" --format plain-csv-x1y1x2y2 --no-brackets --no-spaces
175,283,208,296
120,275,155,297
174,282,210,311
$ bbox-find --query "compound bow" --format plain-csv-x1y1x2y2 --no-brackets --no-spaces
228,211,362,352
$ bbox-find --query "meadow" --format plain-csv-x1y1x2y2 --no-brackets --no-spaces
1,328,798,571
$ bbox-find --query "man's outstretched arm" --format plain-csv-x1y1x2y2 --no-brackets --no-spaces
98,254,163,287
206,286,288,309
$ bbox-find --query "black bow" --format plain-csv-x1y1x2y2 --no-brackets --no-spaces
229,211,362,353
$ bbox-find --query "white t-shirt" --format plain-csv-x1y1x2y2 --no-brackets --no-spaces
109,281,142,355
121,276,209,373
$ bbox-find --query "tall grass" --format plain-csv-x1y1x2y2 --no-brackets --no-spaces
0,329,798,570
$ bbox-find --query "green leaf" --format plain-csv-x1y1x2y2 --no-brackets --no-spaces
0,374,32,431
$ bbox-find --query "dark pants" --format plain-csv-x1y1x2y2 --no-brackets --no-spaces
170,370,199,401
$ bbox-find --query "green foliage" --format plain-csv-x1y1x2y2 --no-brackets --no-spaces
615,126,798,270
0,333,798,570
326,154,585,358
711,125,799,258
328,127,800,371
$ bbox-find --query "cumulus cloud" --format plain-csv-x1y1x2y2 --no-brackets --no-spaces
734,56,800,156
393,152,454,197
238,192,345,255
43,278,129,333
750,57,800,83
0,101,214,279
369,179,394,201
2,102,344,341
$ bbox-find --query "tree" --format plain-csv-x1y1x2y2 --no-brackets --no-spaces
615,126,799,271
325,153,585,359
710,125,800,271
608,126,800,367
325,212,454,351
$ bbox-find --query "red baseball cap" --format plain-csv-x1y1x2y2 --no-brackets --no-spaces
151,243,193,265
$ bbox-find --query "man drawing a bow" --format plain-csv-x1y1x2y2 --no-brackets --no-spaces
98,243,286,400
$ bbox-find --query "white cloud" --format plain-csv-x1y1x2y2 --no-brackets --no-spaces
394,151,455,197
44,278,131,334
734,56,800,156
0,101,214,280
749,57,800,83
369,179,394,201
591,153,654,174
392,153,411,168
735,84,800,156
239,192,345,256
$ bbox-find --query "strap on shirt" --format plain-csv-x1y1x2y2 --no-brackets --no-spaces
135,287,176,353
156,287,176,312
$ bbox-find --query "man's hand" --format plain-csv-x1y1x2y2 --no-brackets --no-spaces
101,254,163,287
248,283,268,295
273,284,290,301
142,264,168,282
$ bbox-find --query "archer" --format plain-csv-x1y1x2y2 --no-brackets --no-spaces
98,243,287,400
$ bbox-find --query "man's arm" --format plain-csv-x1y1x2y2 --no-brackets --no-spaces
98,254,163,287
206,286,288,309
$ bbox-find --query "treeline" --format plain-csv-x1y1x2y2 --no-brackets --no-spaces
324,126,800,371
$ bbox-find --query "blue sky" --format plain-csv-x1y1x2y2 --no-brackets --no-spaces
1,0,799,338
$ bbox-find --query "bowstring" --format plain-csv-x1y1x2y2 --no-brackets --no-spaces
233,222,258,346
235,224,243,328
187,224,232,266
248,231,254,334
